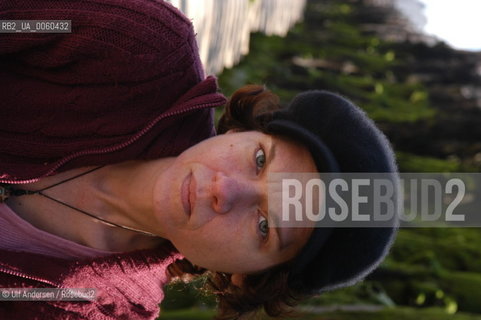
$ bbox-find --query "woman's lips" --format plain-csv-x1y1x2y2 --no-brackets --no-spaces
181,172,192,216
189,172,197,215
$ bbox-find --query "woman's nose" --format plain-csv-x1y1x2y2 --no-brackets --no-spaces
211,172,260,214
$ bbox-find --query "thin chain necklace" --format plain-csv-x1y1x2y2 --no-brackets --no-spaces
0,166,158,238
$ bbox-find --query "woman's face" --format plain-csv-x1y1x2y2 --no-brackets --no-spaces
152,130,317,274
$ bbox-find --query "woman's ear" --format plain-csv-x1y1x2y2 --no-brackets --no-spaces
230,274,245,288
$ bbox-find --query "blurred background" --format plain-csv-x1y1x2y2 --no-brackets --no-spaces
160,0,481,319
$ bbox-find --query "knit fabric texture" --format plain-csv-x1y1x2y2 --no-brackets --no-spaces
0,248,182,320
0,0,226,182
0,0,224,318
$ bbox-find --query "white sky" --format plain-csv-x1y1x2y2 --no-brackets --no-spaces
419,0,481,51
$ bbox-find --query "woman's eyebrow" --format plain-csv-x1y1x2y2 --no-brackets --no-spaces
267,208,288,252
265,140,277,171
263,139,283,249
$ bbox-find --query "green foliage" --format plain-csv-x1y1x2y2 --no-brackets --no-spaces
161,282,197,310
396,152,462,172
161,278,216,311
315,307,481,320
161,305,481,320
160,308,216,320
390,229,481,273
370,227,481,314
303,282,395,307
441,271,481,313
218,1,435,124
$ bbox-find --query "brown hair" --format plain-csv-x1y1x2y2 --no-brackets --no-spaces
167,85,308,319
217,84,279,134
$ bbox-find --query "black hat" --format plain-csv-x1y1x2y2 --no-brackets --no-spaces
266,90,398,294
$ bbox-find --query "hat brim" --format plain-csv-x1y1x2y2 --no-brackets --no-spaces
266,119,340,292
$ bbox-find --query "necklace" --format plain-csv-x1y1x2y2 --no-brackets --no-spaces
0,166,158,238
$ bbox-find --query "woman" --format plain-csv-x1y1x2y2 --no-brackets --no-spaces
0,0,398,319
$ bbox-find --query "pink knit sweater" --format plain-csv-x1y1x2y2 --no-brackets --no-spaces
0,246,183,319
0,0,226,318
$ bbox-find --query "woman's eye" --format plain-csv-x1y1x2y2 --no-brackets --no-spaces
255,148,266,171
258,215,269,239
